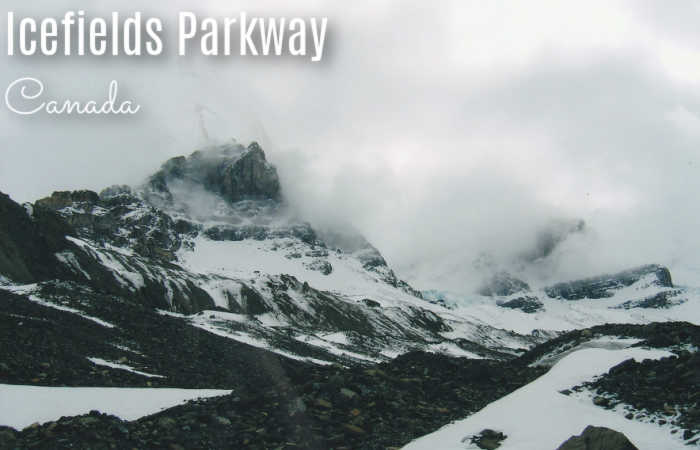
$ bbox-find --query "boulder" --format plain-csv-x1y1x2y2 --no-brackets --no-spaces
466,429,507,449
557,425,638,450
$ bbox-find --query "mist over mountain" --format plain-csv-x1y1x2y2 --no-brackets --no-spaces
4,2,700,295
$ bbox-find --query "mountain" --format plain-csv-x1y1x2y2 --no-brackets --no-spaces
0,140,698,449
1,141,542,366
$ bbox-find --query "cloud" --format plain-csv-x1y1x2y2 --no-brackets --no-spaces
3,1,700,290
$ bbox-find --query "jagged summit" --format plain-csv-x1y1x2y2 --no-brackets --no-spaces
145,141,281,208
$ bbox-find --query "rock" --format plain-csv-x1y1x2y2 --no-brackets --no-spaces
315,398,333,409
99,185,132,200
35,190,99,210
239,284,271,315
608,359,636,376
213,416,231,426
361,298,381,308
78,416,100,426
342,423,365,434
545,265,673,300
557,425,638,450
287,397,307,416
0,427,16,443
497,296,543,313
304,259,333,275
340,388,358,399
146,141,281,205
592,396,610,407
466,429,507,449
0,191,74,283
613,290,684,310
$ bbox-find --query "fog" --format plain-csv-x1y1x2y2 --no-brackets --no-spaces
3,1,700,291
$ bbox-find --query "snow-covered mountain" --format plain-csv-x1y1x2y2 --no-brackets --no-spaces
0,141,547,366
0,140,698,448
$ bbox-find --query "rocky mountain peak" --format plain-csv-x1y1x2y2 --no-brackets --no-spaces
146,141,281,206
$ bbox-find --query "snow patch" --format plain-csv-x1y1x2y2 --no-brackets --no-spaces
87,357,165,379
0,384,230,430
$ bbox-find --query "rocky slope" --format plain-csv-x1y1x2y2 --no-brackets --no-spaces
0,351,545,450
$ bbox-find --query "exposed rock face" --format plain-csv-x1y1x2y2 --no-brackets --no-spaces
146,141,280,205
545,264,673,300
556,425,637,450
612,289,685,310
497,296,543,313
35,188,187,262
0,191,73,283
34,190,100,210
478,271,530,297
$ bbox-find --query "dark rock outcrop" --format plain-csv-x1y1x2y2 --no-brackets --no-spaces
34,190,100,210
498,296,543,313
35,189,187,262
0,191,73,283
545,265,672,300
467,429,507,449
613,289,685,310
557,426,637,450
147,141,281,205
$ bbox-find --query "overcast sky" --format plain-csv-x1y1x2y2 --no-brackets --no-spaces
2,1,700,291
